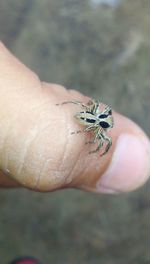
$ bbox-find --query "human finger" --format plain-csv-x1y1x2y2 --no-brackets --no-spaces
0,42,149,193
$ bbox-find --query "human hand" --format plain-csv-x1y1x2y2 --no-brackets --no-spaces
0,42,149,193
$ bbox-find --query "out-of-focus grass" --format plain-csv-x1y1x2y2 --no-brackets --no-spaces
0,1,150,263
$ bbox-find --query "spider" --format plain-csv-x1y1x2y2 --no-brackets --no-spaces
57,99,114,156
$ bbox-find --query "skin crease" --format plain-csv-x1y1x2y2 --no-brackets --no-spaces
0,42,149,193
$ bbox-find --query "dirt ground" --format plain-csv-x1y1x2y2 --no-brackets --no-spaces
0,0,150,263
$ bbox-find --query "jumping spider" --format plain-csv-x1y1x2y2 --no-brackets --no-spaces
57,99,114,156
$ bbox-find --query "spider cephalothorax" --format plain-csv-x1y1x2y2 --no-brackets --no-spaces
57,99,114,156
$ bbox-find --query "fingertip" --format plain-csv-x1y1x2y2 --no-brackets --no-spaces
51,95,150,194
71,111,150,193
96,133,150,193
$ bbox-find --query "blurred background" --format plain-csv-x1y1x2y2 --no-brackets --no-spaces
0,0,150,263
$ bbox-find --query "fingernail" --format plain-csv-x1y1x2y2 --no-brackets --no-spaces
97,134,150,193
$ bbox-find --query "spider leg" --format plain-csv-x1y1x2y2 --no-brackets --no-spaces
89,136,104,154
94,100,102,113
88,128,104,153
56,99,102,114
84,125,97,132
56,100,90,111
102,105,112,115
87,99,101,113
100,133,112,156
71,124,97,135
85,127,100,144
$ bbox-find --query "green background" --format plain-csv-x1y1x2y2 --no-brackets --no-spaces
0,0,150,263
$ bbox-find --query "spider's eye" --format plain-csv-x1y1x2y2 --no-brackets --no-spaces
99,121,110,129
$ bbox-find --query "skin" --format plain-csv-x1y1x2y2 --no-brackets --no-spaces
0,42,149,193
